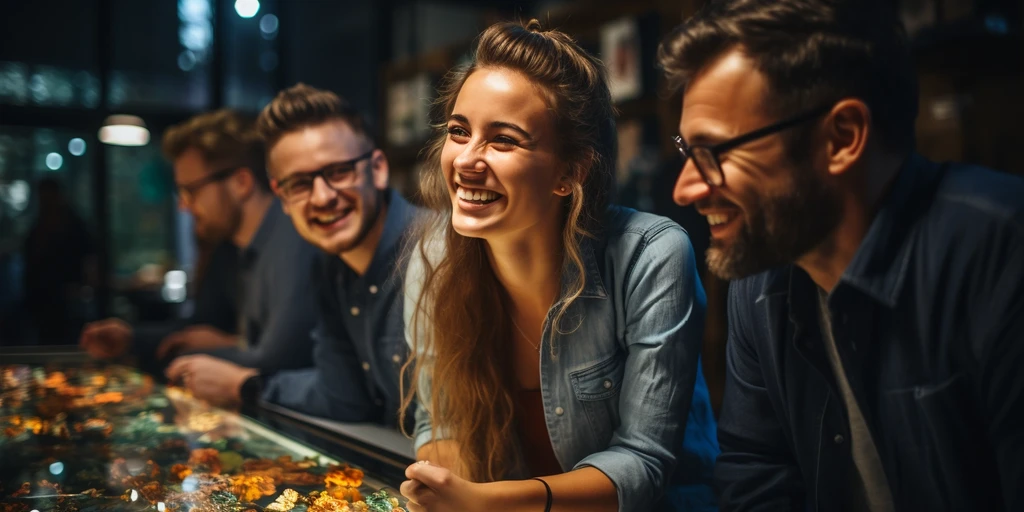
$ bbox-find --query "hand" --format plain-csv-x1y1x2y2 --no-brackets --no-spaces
165,355,257,408
156,325,239,360
400,462,495,512
79,318,133,359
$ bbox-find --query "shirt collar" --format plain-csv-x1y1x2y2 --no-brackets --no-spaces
240,198,283,261
358,189,421,282
760,153,942,308
565,236,609,300
839,153,943,307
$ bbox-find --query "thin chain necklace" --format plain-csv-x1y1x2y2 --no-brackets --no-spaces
510,317,541,353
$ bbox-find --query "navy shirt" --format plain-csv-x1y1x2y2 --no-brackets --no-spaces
261,190,420,427
715,154,1024,511
202,200,320,371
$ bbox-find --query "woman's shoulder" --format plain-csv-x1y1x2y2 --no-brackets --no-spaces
595,205,696,274
601,204,691,247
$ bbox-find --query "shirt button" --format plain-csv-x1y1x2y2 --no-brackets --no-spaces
834,434,844,444
369,285,378,294
350,307,360,316
603,379,612,389
554,407,564,416
362,362,370,371
392,354,401,363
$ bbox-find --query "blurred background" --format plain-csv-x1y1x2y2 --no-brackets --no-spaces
1,0,1021,412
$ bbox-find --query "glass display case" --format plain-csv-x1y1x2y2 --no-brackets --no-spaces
0,349,408,512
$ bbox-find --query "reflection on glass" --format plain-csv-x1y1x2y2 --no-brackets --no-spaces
107,140,174,278
0,62,100,108
0,363,407,510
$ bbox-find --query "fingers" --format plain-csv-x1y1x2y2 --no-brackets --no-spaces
400,478,436,509
405,461,453,491
165,356,195,382
80,319,132,359
156,335,184,361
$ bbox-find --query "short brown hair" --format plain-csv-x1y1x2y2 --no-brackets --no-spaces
162,109,269,190
658,0,918,153
256,83,375,151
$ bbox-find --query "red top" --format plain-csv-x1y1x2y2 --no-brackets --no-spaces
514,388,563,477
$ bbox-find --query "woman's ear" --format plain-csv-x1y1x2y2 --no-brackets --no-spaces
554,175,572,197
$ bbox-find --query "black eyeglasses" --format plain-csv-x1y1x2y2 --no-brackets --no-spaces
176,166,240,203
673,105,833,187
274,149,375,204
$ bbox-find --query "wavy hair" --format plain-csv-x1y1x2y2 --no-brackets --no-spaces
399,19,616,482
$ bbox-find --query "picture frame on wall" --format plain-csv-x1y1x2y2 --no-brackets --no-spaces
386,73,433,147
601,17,643,103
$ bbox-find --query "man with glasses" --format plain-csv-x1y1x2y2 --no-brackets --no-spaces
662,0,1024,510
167,85,420,428
81,109,320,381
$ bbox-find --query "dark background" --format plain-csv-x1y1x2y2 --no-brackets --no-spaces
1,0,1021,412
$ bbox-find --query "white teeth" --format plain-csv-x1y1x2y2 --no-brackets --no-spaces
457,187,499,202
313,214,341,223
707,214,731,226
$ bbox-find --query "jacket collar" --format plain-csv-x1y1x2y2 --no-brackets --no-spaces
761,153,943,309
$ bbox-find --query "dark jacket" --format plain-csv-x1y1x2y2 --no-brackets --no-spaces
715,154,1024,511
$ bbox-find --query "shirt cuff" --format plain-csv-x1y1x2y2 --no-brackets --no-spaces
574,448,662,512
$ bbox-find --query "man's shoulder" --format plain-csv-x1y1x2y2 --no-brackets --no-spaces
932,162,1024,236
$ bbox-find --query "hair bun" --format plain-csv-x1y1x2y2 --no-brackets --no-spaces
525,19,543,32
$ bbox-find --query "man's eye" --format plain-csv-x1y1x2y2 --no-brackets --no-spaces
288,180,313,192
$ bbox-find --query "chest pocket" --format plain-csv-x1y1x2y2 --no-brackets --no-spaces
880,373,997,511
569,353,626,437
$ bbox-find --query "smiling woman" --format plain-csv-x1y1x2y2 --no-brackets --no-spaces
399,19,718,512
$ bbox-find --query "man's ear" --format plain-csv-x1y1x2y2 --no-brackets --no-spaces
824,99,871,177
370,149,390,191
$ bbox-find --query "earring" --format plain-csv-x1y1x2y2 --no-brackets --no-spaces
559,186,567,193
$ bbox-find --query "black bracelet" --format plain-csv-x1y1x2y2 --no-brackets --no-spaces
532,477,552,512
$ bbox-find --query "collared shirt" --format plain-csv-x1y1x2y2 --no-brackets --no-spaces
715,154,1024,511
261,190,421,426
202,199,320,371
406,206,719,512
187,241,240,335
133,241,240,375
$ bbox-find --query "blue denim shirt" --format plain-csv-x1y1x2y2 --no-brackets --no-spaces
406,206,719,511
715,154,1024,511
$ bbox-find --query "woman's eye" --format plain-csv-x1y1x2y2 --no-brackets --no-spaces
446,126,468,138
493,135,518,148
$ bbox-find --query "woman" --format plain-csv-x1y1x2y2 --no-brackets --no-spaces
400,20,718,512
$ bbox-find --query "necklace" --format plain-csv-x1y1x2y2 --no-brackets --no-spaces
510,317,541,353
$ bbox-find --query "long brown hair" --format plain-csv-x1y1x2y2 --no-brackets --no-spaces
399,19,616,482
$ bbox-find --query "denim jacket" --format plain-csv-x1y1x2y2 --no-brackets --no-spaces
715,155,1024,511
405,206,719,511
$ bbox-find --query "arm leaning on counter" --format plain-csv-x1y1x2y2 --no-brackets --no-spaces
168,205,321,372
167,198,415,428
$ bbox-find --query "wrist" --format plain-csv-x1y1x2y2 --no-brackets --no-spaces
236,369,261,403
481,479,547,512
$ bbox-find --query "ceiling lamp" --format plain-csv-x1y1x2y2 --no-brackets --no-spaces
98,115,150,146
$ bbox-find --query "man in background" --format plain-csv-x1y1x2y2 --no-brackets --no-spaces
81,109,320,375
22,177,96,345
168,85,419,428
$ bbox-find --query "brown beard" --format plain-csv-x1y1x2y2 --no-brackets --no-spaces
707,161,842,280
332,188,386,253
